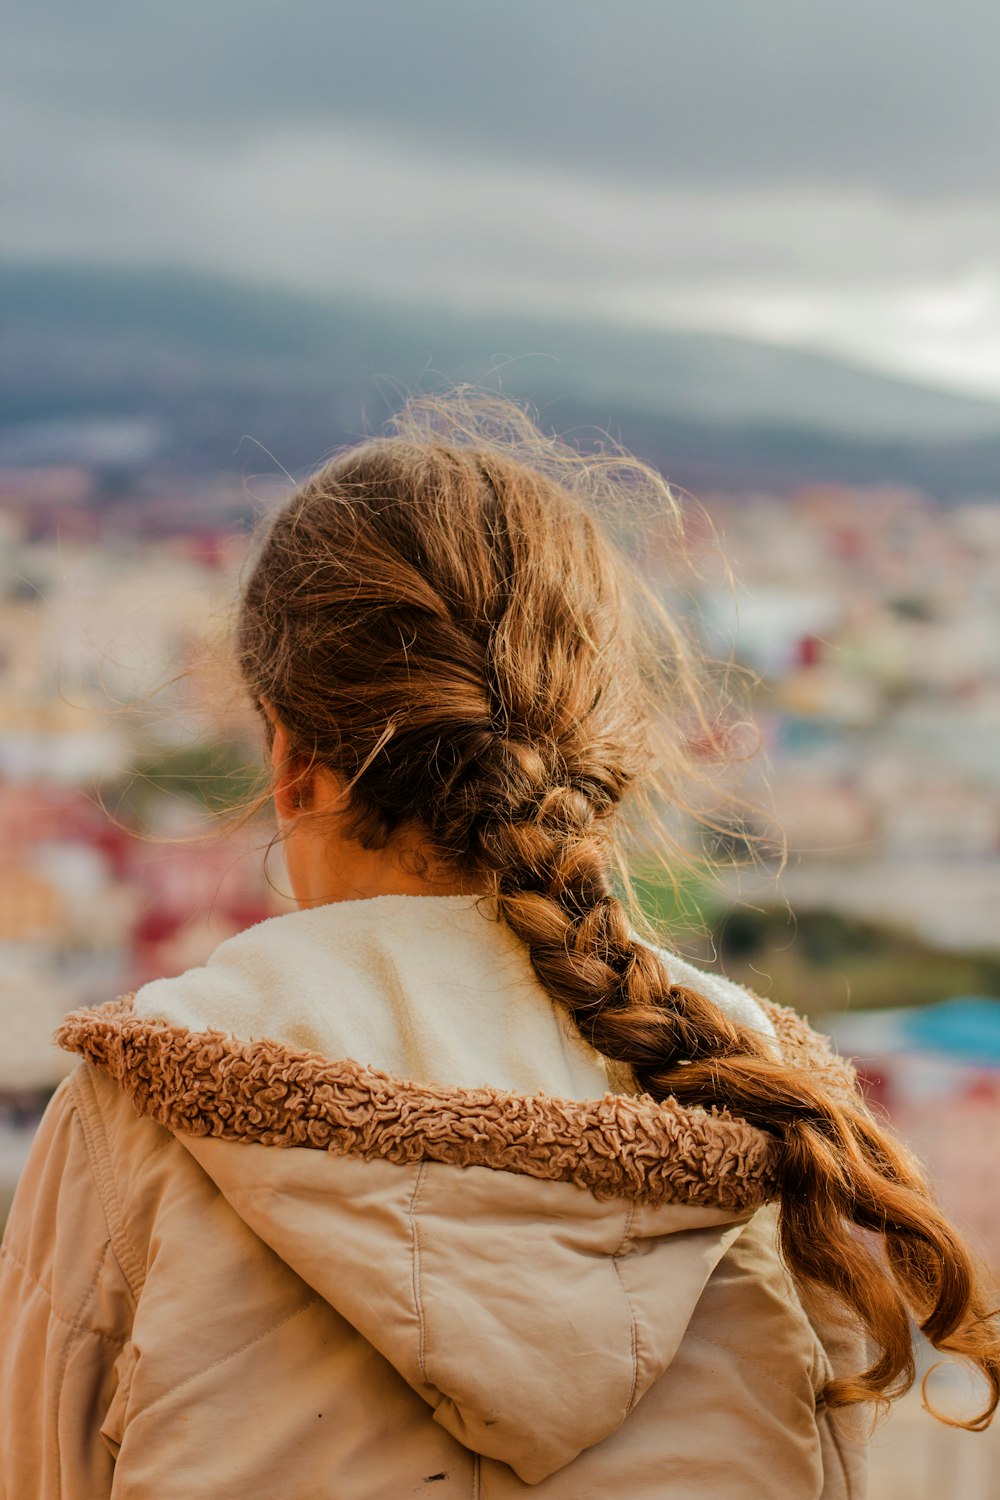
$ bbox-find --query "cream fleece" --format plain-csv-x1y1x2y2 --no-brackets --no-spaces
133,893,778,1097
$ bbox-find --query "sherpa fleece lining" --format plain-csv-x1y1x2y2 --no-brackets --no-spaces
54,993,859,1211
124,894,779,1101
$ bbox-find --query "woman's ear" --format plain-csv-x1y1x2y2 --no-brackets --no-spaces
269,716,288,774
257,695,278,751
268,715,309,818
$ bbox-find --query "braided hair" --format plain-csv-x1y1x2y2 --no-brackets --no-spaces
236,392,1000,1426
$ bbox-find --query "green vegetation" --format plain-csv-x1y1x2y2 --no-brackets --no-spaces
714,906,1000,1015
626,862,727,939
626,863,1000,1015
111,741,267,827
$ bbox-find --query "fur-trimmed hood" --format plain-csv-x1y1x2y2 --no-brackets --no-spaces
52,895,856,1486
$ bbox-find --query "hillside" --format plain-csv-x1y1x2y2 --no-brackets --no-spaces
3,262,1000,496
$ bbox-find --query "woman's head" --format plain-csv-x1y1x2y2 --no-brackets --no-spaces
238,424,647,894
235,391,999,1429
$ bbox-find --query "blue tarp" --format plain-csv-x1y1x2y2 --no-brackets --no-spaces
900,997,1000,1067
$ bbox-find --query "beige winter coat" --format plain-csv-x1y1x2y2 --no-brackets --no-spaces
0,894,869,1498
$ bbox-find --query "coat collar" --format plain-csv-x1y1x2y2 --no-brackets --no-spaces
56,993,783,1212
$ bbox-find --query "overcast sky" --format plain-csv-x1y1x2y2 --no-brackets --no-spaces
5,0,1000,394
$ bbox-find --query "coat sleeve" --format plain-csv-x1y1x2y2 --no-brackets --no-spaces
0,1067,138,1500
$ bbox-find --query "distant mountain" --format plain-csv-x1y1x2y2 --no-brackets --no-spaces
3,261,1000,497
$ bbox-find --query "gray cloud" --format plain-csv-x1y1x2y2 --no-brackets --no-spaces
5,0,1000,199
5,1,1000,396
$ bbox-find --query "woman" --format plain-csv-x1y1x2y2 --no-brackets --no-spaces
1,395,997,1499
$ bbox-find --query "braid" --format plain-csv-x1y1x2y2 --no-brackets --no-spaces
460,738,770,1079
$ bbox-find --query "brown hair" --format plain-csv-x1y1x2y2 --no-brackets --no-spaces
236,391,999,1427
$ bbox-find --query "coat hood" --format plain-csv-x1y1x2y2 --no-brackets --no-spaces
54,895,846,1485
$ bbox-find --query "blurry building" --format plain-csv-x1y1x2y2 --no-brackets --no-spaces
823,998,1000,1275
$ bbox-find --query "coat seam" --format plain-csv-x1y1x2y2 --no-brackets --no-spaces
131,1296,320,1420
53,1238,111,1498
409,1163,430,1382
611,1201,639,1416
69,1066,146,1300
0,1242,129,1347
612,1200,637,1259
143,1132,176,1164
